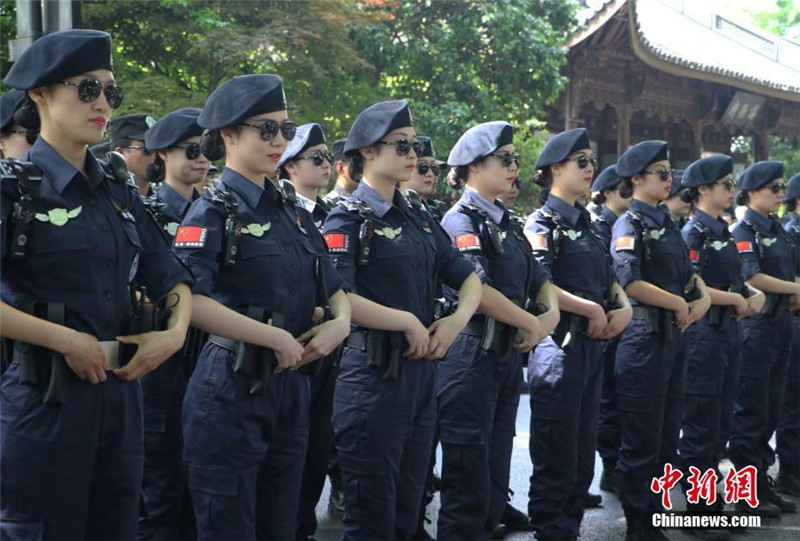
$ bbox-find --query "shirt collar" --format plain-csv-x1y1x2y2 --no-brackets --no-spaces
544,193,584,227
219,167,270,208
27,138,105,194
332,184,351,198
157,182,197,218
600,206,619,224
631,199,668,226
354,181,409,219
789,214,800,228
296,192,317,214
462,187,506,224
744,207,774,233
693,209,728,237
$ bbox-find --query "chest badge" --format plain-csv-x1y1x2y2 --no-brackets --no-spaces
649,228,666,241
166,222,179,236
376,226,402,240
710,240,728,251
762,237,777,247
35,206,82,226
564,229,582,241
242,222,271,237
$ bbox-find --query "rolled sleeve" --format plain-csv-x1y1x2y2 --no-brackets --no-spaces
681,226,706,275
172,199,225,297
523,213,556,276
440,210,490,285
321,207,359,291
732,225,761,281
611,216,642,289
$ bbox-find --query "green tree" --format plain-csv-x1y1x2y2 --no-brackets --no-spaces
0,0,16,91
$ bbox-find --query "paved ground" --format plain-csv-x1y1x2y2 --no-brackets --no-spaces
312,386,800,540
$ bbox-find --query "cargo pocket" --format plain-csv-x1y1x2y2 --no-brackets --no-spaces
0,519,44,540
438,420,485,446
187,465,238,497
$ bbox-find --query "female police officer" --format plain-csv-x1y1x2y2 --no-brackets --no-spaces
1,89,37,159
173,74,351,540
610,140,711,540
322,100,484,539
729,161,800,516
436,121,559,539
1,29,194,539
278,122,333,229
677,155,764,532
525,128,632,541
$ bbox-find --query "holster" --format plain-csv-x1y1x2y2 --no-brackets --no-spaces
120,286,174,366
632,305,674,343
551,312,588,352
230,306,284,396
15,301,69,405
706,305,733,332
363,329,407,382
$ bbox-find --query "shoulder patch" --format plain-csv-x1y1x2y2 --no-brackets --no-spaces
689,249,700,263
455,234,481,252
615,236,636,252
529,233,548,251
174,226,207,248
736,241,753,254
323,232,349,253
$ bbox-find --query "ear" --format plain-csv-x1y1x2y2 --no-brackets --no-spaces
467,161,481,178
284,160,299,177
335,160,346,176
551,162,562,177
220,128,236,146
157,150,169,163
631,173,644,187
113,146,125,154
359,146,375,162
26,86,47,107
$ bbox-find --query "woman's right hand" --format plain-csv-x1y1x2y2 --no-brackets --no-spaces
273,329,304,373
402,313,430,359
674,298,691,331
61,330,107,384
584,302,608,339
733,294,750,320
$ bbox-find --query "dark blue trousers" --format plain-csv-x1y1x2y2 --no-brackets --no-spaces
614,319,682,517
597,337,621,471
729,312,792,473
333,347,436,540
436,335,522,540
183,343,310,540
679,316,740,475
527,335,603,539
1,362,143,540
777,313,800,469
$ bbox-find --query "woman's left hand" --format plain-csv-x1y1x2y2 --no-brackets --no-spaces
113,327,185,381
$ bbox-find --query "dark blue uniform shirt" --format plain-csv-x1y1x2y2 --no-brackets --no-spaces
442,187,549,306
525,194,609,305
0,138,193,340
785,214,800,278
173,167,345,338
593,206,619,248
611,199,693,300
322,182,474,327
152,182,200,240
681,209,744,293
732,208,798,282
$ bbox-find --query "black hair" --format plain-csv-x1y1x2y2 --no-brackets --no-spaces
680,187,697,204
592,191,606,206
113,136,141,149
786,199,797,213
200,129,225,161
735,190,749,206
348,152,364,183
146,153,165,183
447,166,469,190
618,178,634,199
532,168,553,205
14,97,40,131
278,163,291,180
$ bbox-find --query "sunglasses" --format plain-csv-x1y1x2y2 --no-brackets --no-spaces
60,78,124,109
565,154,598,170
644,168,676,182
769,181,787,194
417,161,442,176
9,129,37,145
490,151,521,168
122,144,154,156
378,138,423,157
296,150,334,166
713,178,735,190
240,119,297,141
175,142,202,160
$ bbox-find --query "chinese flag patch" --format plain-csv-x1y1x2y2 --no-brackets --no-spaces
323,232,349,253
529,233,548,251
173,226,207,248
615,236,636,252
689,250,699,263
736,241,753,254
455,234,481,252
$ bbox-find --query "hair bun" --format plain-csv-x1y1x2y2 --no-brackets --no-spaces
13,99,40,130
200,129,225,161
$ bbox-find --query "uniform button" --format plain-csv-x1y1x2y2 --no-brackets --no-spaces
102,224,110,232
105,259,112,268
89,198,97,206
290,288,297,295
104,290,112,301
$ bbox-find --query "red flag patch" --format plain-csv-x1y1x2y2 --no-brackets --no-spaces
736,241,753,254
689,250,699,263
174,226,207,248
529,233,548,251
455,234,481,252
323,232,349,253
615,236,636,252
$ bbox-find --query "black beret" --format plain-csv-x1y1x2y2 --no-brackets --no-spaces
4,29,113,90
535,128,591,169
668,170,685,198
1,90,27,131
617,140,670,178
109,114,157,145
278,123,326,167
145,108,203,151
738,161,784,192
199,74,287,131
416,135,445,164
344,100,412,155
682,155,732,189
333,138,347,164
784,172,800,202
592,164,621,192
89,141,111,159
447,121,514,167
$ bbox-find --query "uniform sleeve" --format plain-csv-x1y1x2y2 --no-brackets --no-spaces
301,207,349,298
0,179,19,262
321,207,360,291
127,185,195,300
440,209,490,286
681,224,706,275
523,212,555,276
731,224,760,280
610,214,643,289
171,197,226,297
592,218,612,248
